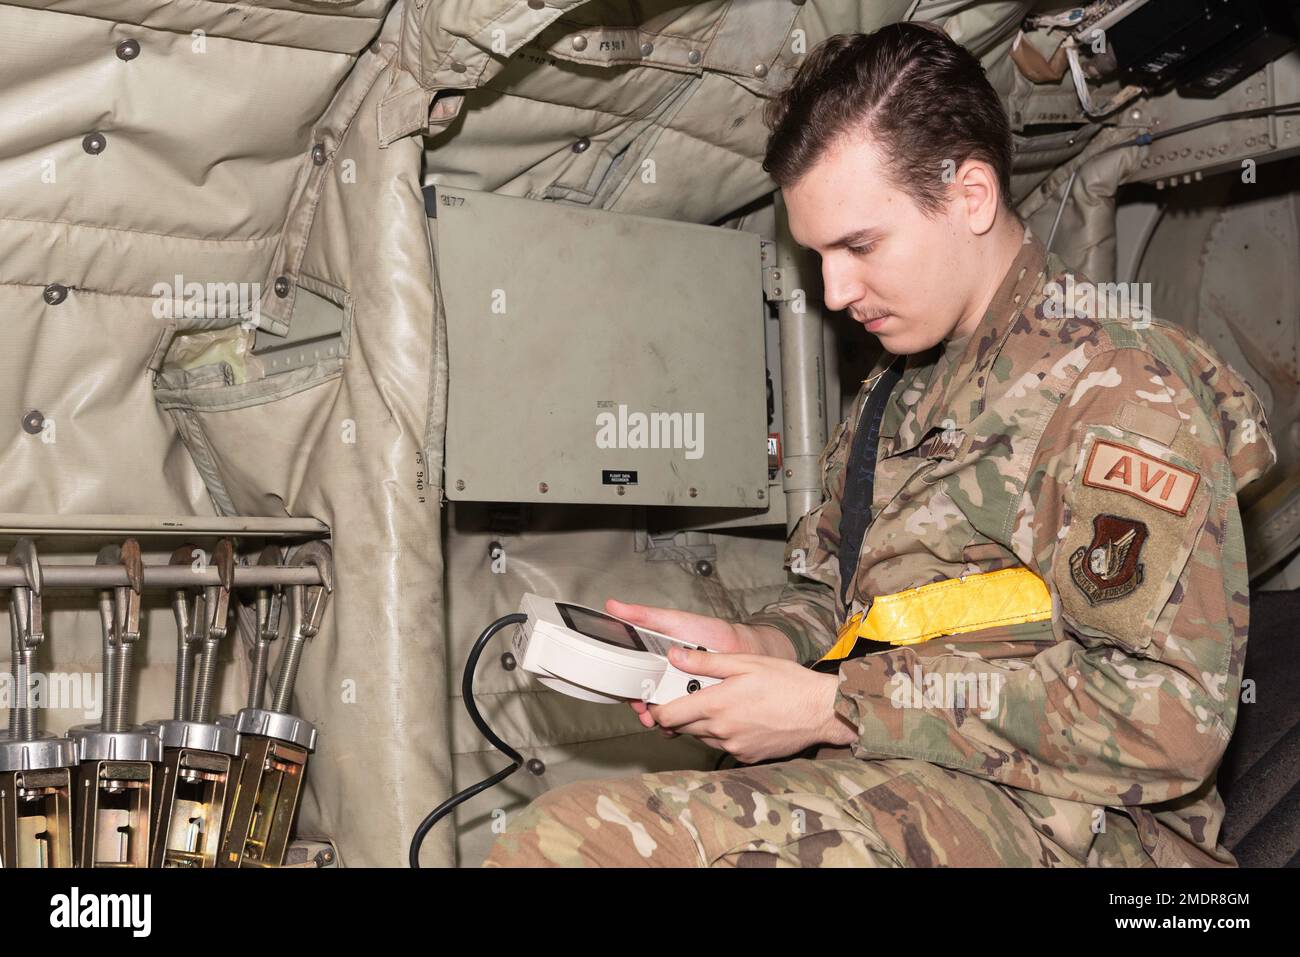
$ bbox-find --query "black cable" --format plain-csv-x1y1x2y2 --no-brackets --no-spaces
1079,101,1300,167
1145,101,1300,146
1045,100,1300,254
409,612,528,869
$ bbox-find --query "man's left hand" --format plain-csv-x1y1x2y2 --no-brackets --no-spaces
639,647,858,764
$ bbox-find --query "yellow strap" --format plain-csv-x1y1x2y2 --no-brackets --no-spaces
818,567,1053,664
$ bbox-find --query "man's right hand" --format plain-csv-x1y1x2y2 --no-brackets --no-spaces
604,598,798,734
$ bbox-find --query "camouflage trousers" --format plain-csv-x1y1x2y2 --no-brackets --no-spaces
482,750,1101,867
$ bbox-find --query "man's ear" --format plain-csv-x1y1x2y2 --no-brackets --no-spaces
954,158,1000,236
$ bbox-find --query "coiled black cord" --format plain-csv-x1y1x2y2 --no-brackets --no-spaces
409,612,528,869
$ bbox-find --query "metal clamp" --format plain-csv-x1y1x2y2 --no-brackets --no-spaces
7,538,45,742
249,545,286,711
270,541,333,715
108,539,144,733
191,539,234,724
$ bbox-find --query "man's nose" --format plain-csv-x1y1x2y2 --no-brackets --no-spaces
821,259,864,313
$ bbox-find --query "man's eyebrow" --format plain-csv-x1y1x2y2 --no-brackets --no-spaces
789,227,881,252
826,227,882,248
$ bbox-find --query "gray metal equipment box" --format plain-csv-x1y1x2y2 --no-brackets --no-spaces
431,186,769,509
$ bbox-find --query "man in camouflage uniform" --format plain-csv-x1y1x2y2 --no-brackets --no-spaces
484,24,1275,868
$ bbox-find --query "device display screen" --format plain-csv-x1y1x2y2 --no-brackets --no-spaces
557,603,647,652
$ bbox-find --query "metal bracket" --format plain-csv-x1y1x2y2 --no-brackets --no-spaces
634,529,717,562
760,240,794,302
252,286,346,375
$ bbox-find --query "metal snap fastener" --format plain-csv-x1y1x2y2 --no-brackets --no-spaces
22,411,45,435
115,39,140,61
687,50,701,65
500,652,517,672
571,35,587,51
526,758,546,775
450,60,466,74
694,560,713,577
273,276,290,298
686,680,701,694
82,132,107,155
310,143,327,165
640,42,653,56
43,283,68,305
753,63,768,78
571,136,590,153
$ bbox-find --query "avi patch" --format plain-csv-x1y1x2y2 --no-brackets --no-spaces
1069,514,1148,605
1082,440,1200,515
1056,429,1212,649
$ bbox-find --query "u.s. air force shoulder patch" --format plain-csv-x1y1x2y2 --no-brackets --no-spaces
1069,514,1147,604
1055,429,1212,649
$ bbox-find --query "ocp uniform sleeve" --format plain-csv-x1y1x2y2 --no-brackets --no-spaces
830,346,1276,807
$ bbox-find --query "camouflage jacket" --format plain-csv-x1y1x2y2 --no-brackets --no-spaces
742,233,1277,867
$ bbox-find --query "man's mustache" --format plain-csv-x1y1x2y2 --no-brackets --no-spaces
851,308,893,322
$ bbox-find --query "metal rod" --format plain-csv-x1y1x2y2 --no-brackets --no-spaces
7,602,18,737
249,640,271,711
773,192,830,534
182,592,207,723
249,546,285,711
191,539,233,726
271,587,306,714
98,589,118,734
16,646,34,741
0,566,324,588
0,513,327,537
108,586,127,732
192,642,219,723
271,638,305,714
112,643,134,733
172,590,191,721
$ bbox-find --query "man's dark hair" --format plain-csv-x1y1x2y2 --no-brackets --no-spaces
762,22,1014,216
